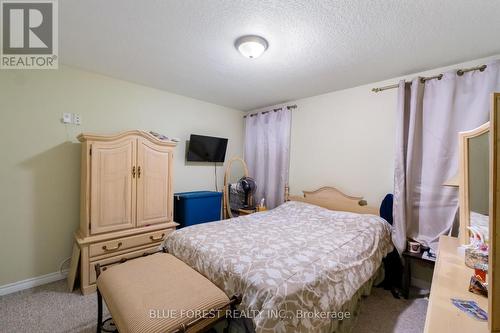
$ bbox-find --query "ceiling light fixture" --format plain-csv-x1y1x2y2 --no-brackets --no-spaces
235,35,268,59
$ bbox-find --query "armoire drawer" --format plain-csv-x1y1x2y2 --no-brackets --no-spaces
89,245,160,284
89,229,172,258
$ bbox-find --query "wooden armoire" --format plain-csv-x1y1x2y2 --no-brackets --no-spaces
69,130,178,295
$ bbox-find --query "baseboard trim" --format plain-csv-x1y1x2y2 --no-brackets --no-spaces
411,277,431,291
0,270,68,296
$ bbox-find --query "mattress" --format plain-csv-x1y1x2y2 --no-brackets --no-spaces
165,200,393,333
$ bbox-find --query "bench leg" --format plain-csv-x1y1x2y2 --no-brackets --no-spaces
97,288,103,333
223,294,242,333
403,257,411,299
222,318,230,333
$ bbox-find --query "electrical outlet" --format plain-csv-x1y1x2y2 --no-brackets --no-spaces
73,114,81,125
62,113,72,124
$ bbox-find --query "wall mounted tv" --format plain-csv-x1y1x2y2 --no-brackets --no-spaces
187,134,228,162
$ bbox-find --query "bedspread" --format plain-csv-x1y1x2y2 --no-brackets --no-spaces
164,201,393,333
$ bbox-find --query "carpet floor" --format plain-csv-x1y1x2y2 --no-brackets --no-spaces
0,280,428,333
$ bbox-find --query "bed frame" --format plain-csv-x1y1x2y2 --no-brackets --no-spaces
286,186,379,215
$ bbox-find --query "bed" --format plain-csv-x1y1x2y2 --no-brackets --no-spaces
164,187,393,333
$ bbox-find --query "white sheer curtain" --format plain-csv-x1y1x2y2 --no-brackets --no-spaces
393,60,500,253
244,108,291,209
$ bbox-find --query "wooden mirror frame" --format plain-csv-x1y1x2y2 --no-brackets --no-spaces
458,121,490,245
489,92,500,333
223,157,249,219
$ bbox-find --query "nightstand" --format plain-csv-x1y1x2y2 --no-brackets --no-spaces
402,249,435,299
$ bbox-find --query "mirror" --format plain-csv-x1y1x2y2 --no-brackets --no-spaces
459,122,490,245
469,130,489,240
223,157,249,219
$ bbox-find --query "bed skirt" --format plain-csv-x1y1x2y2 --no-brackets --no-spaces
223,265,385,333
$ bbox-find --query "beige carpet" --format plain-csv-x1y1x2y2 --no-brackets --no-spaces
355,288,428,333
0,280,427,333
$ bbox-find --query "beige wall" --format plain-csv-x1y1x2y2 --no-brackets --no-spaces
3,56,500,287
0,66,244,286
251,55,499,207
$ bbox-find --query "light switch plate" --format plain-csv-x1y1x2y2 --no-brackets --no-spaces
73,114,81,125
62,113,72,124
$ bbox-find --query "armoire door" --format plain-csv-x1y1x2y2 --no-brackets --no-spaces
136,138,172,227
90,139,136,234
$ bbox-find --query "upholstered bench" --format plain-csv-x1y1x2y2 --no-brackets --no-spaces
95,251,241,333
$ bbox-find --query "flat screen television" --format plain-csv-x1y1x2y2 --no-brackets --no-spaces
187,134,228,162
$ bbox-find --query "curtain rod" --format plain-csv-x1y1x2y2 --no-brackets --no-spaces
243,104,297,118
371,64,488,93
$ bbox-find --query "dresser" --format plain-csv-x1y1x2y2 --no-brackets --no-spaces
424,236,488,332
69,130,178,295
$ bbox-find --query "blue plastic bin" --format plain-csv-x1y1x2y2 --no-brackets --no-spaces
174,191,222,228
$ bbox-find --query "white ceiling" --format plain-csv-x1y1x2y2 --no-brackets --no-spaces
60,0,500,111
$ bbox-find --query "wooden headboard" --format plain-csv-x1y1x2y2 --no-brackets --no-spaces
287,186,379,215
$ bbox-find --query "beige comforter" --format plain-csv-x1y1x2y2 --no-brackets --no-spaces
165,201,393,333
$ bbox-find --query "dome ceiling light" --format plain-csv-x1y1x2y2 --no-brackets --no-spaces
235,35,268,59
